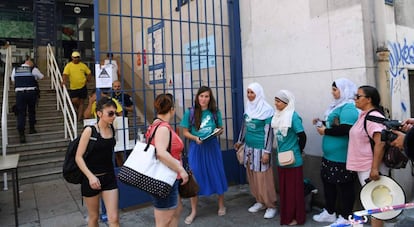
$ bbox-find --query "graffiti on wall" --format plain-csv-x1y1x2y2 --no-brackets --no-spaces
389,38,414,78
388,38,413,118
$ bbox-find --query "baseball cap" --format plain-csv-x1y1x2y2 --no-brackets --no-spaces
71,51,81,57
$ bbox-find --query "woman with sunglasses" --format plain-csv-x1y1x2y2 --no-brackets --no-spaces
75,97,119,227
145,93,189,227
346,85,387,227
312,78,359,226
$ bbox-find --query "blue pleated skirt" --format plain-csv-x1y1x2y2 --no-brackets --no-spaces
188,138,228,196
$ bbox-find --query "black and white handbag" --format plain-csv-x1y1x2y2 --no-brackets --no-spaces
118,124,177,198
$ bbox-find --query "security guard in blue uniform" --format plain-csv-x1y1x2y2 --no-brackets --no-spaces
11,60,44,143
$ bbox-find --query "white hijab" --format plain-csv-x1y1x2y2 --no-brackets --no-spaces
245,82,274,120
323,78,357,120
271,90,295,137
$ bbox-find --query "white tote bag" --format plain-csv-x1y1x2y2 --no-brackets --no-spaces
118,124,177,198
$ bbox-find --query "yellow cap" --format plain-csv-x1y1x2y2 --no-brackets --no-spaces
71,51,80,57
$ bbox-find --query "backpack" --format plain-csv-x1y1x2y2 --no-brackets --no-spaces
62,125,115,184
63,126,98,184
363,109,408,171
188,107,218,128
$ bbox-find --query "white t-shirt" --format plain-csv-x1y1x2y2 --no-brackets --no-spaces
104,59,118,82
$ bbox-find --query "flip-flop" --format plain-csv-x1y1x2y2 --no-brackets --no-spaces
184,215,195,225
218,207,226,216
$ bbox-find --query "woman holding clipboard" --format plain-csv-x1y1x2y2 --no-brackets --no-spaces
179,86,228,225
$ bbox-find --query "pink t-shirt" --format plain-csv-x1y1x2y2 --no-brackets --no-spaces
346,110,386,171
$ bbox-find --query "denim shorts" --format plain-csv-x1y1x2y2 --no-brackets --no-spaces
151,180,179,210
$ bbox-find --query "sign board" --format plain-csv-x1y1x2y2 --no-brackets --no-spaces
95,63,113,88
147,21,165,84
184,35,216,71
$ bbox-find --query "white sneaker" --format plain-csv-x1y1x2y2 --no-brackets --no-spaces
312,209,336,222
263,208,277,219
248,203,265,213
331,215,348,226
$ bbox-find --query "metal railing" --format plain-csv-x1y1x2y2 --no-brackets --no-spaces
1,45,12,189
1,45,12,157
46,44,77,140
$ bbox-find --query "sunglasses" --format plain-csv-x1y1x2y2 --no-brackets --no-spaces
106,111,116,117
354,94,368,100
72,56,80,59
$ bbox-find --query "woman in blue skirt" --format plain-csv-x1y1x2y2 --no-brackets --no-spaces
180,86,228,225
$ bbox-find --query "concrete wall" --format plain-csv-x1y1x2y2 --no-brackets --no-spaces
239,0,368,157
239,0,414,206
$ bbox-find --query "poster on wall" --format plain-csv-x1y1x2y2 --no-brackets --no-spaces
185,35,216,71
147,21,166,84
95,64,113,88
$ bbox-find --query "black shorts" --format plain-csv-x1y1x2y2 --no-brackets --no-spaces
81,172,118,197
69,86,88,99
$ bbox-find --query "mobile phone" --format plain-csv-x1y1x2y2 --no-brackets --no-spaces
315,120,323,128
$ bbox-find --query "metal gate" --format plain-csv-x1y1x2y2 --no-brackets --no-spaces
94,0,244,208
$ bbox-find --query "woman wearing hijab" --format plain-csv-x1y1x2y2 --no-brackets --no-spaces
312,78,359,226
234,82,278,219
271,90,306,226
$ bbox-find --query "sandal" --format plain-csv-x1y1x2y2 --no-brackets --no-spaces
184,215,195,225
218,207,226,216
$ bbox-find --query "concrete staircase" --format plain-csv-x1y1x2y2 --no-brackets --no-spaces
1,73,143,184
1,75,71,184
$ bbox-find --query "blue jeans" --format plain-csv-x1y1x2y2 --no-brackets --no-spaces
151,180,179,210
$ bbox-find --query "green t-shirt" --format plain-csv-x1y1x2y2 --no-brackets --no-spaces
244,114,272,149
275,112,304,167
180,108,222,138
322,102,358,162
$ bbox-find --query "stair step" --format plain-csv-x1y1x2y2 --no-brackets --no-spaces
19,155,64,169
8,130,66,144
18,147,66,161
6,138,70,153
19,167,63,185
7,115,64,125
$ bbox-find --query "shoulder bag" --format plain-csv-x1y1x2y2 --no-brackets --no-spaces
178,149,199,198
118,123,178,198
278,150,295,166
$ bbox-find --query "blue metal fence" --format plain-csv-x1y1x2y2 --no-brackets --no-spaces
94,0,244,209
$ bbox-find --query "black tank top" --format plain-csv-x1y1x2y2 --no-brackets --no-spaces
85,134,116,174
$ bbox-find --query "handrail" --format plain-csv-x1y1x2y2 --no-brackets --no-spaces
2,45,12,189
46,44,77,140
2,45,12,157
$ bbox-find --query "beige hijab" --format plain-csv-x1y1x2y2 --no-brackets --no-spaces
271,90,295,137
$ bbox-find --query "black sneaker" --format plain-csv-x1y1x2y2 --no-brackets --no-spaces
29,128,37,134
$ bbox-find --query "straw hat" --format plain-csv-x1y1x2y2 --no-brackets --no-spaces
360,175,405,220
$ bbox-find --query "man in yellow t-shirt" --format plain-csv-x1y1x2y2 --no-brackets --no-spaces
62,51,92,121
83,90,123,119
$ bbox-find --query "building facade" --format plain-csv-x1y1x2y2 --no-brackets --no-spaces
239,0,413,198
